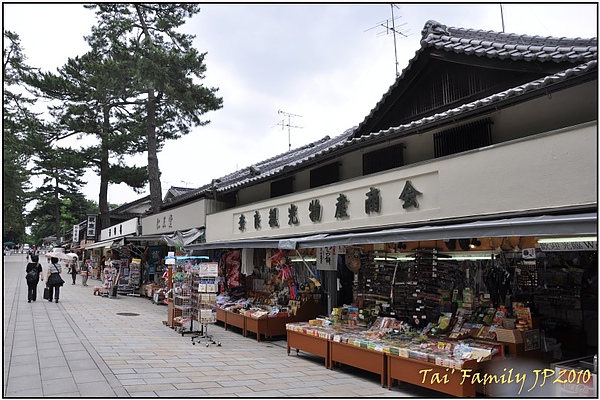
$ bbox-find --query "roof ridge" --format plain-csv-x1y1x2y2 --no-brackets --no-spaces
422,19,597,46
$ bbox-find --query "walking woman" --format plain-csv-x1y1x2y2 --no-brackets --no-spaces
25,254,43,302
46,257,64,303
69,256,79,284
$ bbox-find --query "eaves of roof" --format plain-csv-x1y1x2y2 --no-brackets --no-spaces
163,128,356,208
355,20,597,139
111,194,150,214
348,59,597,145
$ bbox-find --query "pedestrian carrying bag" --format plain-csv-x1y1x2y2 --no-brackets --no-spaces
48,264,65,286
26,269,37,284
43,286,51,300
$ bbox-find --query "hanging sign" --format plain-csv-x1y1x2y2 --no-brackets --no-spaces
72,225,79,243
538,241,597,251
317,246,338,271
87,216,97,237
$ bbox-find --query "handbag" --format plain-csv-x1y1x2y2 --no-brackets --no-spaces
48,264,65,286
43,286,51,300
48,273,65,286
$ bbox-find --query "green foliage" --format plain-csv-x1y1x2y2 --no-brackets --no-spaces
3,30,41,242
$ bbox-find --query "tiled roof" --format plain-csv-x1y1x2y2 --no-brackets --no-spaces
355,20,597,138
165,128,356,206
348,59,597,144
420,20,597,63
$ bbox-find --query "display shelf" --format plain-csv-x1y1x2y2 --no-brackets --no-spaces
330,340,387,387
224,310,246,336
286,329,330,367
216,307,227,325
387,354,479,397
286,324,494,397
218,293,322,341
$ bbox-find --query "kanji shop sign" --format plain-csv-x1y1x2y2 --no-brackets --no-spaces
236,180,423,233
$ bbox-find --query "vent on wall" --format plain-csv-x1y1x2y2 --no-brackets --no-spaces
434,118,492,158
363,143,404,176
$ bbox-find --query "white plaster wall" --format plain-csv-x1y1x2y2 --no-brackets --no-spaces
100,217,139,241
205,123,597,242
140,200,207,235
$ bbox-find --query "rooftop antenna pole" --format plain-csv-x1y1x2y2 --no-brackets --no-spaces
365,4,410,79
391,4,400,77
500,4,505,33
276,110,303,151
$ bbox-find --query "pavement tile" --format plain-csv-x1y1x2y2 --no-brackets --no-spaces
71,368,108,384
123,383,177,392
41,376,78,395
76,380,118,396
67,357,100,371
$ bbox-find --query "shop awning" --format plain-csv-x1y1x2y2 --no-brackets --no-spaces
185,212,596,251
162,228,204,247
126,234,167,243
292,212,597,249
84,238,124,250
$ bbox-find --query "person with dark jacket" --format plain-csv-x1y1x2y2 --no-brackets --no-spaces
46,257,64,303
25,254,43,302
68,256,79,284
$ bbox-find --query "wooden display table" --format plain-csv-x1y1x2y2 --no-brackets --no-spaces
330,341,387,387
224,310,246,336
219,297,322,341
287,329,330,367
387,355,479,397
245,317,268,341
216,307,227,326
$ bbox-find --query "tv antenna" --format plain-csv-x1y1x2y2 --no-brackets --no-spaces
365,4,410,77
273,109,303,151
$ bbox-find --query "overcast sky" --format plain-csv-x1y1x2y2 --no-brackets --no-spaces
4,3,598,206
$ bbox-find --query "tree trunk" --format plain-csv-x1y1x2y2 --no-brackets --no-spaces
98,107,111,232
147,82,162,214
54,176,61,242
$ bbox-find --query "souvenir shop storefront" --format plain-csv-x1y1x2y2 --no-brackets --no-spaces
186,212,597,397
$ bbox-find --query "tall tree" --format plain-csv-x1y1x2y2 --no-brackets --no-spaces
27,137,89,241
3,30,41,243
85,3,223,213
26,49,149,230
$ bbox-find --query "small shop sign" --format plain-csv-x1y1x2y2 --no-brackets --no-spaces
539,241,597,251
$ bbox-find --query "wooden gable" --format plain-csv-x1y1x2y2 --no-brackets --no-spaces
352,20,597,139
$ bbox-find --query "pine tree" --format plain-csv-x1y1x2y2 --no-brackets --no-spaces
3,30,40,243
85,3,223,213
26,49,149,230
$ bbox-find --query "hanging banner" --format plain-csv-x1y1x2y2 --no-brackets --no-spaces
72,225,79,243
317,246,338,271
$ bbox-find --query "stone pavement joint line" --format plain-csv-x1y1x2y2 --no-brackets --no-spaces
3,253,443,398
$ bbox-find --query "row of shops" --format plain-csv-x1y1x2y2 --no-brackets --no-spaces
61,19,596,397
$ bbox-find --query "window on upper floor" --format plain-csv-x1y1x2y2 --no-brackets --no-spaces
434,118,493,158
271,177,294,198
310,162,339,188
363,143,404,176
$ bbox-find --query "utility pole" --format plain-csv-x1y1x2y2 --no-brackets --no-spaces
273,110,303,151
